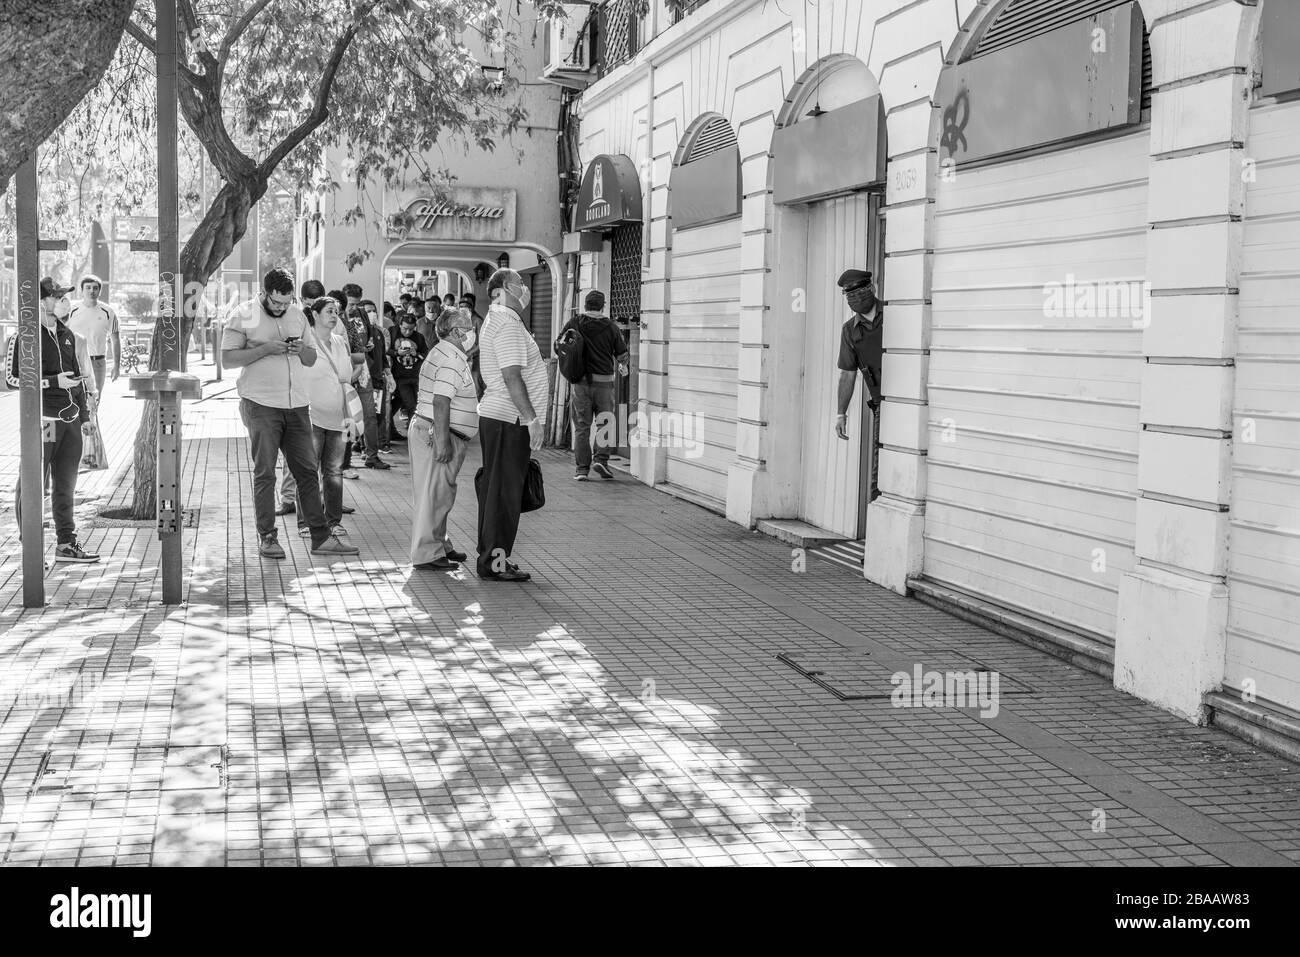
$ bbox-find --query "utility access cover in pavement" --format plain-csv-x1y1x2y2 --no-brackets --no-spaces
30,744,226,796
778,649,1037,701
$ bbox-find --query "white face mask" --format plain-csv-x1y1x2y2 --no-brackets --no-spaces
459,329,476,353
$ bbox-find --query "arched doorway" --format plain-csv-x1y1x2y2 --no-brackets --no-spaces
664,114,744,508
770,55,886,540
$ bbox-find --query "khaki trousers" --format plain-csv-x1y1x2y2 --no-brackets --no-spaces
409,416,470,564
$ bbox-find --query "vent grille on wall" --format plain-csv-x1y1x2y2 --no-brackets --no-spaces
971,0,1153,110
684,117,738,164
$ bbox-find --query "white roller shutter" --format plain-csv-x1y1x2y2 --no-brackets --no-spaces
1226,99,1300,713
923,131,1149,640
665,220,742,505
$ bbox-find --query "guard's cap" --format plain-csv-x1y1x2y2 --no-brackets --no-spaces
836,269,873,290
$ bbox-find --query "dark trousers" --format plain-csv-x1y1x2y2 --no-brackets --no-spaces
390,378,418,433
571,378,617,473
240,399,329,546
355,384,380,458
475,417,531,576
15,418,83,545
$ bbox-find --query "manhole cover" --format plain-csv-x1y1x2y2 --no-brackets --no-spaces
778,650,1037,701
30,744,226,796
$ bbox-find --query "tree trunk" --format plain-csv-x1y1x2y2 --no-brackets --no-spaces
125,175,265,519
0,1,134,192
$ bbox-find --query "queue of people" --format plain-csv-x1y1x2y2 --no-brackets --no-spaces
220,267,551,581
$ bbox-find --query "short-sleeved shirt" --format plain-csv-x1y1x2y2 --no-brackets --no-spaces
417,341,479,439
304,330,352,431
837,307,884,404
221,298,313,409
67,301,117,356
389,328,427,379
340,309,370,358
478,304,548,424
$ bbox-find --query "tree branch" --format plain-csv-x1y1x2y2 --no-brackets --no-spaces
216,0,279,78
124,19,156,54
258,7,376,177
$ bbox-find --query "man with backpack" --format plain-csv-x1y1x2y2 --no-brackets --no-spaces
555,289,629,481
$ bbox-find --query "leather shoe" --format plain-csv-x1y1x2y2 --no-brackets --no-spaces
415,558,459,570
445,548,468,562
479,567,531,582
275,502,295,515
341,505,356,514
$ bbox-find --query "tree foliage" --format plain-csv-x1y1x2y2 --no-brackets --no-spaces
50,0,566,518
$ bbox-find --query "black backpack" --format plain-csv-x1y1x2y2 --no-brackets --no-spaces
555,318,588,384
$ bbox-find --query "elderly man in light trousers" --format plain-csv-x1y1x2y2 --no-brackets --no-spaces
409,308,477,570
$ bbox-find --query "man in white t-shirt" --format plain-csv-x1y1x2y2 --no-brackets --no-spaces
474,268,547,582
67,274,121,395
220,268,358,560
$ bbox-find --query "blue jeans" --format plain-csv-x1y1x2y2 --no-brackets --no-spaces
239,399,329,545
313,426,346,527
570,379,617,473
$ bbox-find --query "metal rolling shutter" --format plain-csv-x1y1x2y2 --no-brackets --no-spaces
666,220,742,506
1226,99,1300,713
526,268,553,357
922,130,1150,640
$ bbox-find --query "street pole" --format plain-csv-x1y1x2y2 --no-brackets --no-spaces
15,155,44,608
157,0,184,604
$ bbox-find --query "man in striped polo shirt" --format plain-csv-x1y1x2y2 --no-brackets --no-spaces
475,268,548,582
409,308,479,570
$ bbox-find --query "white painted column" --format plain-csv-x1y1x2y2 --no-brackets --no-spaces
1113,0,1256,722
633,110,676,486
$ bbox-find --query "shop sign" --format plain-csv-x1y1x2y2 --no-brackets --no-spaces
386,187,517,242
577,154,643,231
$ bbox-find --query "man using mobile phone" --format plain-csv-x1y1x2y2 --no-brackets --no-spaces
6,277,100,562
222,268,359,560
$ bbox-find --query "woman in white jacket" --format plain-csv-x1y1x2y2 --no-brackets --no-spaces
300,296,361,536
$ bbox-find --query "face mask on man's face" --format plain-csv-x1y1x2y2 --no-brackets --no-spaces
846,286,876,317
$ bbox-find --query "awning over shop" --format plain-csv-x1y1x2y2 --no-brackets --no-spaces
576,154,643,232
772,95,886,205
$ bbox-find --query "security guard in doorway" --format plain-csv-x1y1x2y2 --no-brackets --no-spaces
834,268,883,502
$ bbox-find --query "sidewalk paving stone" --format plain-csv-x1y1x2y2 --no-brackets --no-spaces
0,367,1298,865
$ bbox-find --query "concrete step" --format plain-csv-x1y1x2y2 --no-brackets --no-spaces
755,519,851,549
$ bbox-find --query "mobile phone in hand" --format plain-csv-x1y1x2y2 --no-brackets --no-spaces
284,336,301,344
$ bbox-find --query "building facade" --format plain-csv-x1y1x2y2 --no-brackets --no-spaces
295,3,565,344
560,0,1300,751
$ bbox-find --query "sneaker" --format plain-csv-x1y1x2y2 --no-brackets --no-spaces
342,468,360,480
341,505,356,514
259,534,286,559
379,446,393,454
365,458,391,470
312,534,360,556
592,462,614,480
54,539,100,563
574,472,589,482
275,501,296,515
445,548,468,563
330,524,348,537
298,525,311,537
